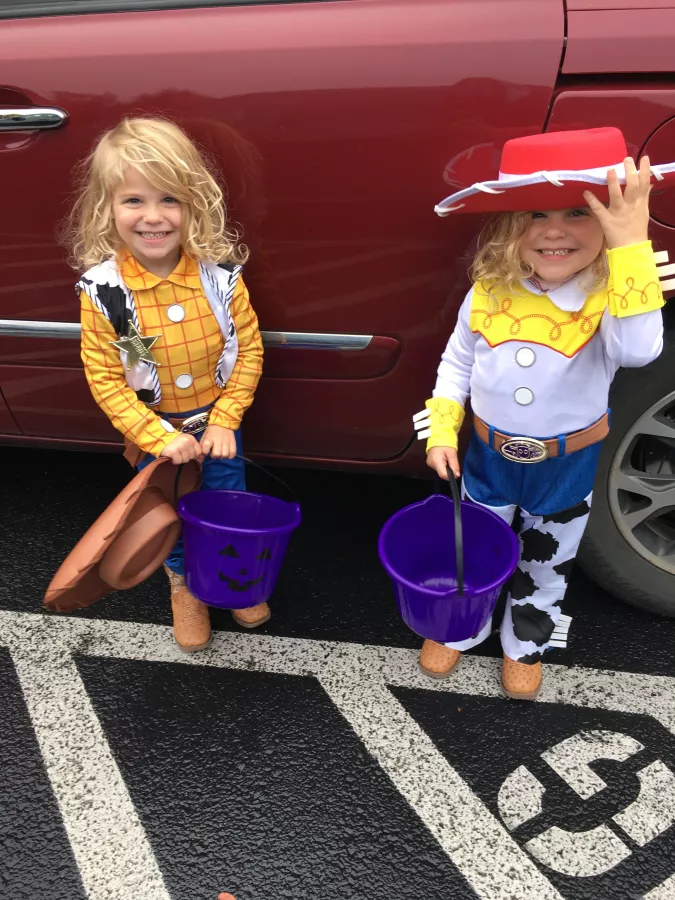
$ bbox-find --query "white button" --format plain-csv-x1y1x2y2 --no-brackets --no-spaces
516,348,535,368
167,304,185,323
514,387,534,406
175,373,193,389
159,419,175,432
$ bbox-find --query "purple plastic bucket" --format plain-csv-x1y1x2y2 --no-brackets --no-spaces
378,494,519,643
177,490,301,609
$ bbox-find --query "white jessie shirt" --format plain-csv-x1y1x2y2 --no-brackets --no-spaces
433,267,664,438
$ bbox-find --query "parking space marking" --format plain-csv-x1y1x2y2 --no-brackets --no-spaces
6,615,171,900
525,822,632,878
541,730,644,800
497,728,675,880
613,760,675,847
497,765,546,830
646,872,675,899
319,672,563,900
1,609,675,899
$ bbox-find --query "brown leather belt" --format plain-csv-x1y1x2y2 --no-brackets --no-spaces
474,413,609,463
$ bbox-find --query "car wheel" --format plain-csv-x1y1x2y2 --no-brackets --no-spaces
578,335,675,617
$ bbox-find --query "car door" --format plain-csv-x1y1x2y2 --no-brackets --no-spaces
0,0,565,467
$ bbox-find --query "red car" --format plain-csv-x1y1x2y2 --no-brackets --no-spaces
1,0,675,616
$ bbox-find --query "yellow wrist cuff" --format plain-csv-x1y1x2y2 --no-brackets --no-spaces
607,241,665,318
414,397,465,452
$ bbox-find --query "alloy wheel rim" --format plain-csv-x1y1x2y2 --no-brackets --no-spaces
609,390,675,576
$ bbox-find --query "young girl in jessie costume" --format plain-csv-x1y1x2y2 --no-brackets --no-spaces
68,117,265,652
416,128,674,700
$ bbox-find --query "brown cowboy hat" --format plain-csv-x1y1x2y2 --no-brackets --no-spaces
44,457,201,612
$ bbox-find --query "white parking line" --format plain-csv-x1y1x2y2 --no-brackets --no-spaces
320,673,563,900
613,760,675,847
526,821,632,878
541,731,644,800
1,609,674,900
6,614,171,900
497,765,546,830
646,872,675,899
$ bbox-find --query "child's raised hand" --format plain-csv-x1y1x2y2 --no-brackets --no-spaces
160,433,204,465
200,424,237,459
583,155,652,250
427,446,460,480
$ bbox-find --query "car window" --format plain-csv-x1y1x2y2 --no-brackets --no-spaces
0,0,344,19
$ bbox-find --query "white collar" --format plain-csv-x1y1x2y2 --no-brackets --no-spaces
520,266,594,312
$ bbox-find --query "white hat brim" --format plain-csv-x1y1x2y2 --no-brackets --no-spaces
435,161,675,216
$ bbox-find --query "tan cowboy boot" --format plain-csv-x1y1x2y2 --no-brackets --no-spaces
502,655,542,700
165,567,212,652
418,639,461,679
231,602,271,629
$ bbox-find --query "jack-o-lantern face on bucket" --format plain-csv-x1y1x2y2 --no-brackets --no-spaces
217,543,272,592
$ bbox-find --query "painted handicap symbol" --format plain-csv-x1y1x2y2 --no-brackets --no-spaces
497,729,675,877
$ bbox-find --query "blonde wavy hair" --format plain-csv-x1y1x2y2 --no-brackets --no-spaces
469,211,608,296
64,116,248,270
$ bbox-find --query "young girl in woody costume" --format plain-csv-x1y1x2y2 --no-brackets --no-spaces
416,127,674,700
65,117,265,651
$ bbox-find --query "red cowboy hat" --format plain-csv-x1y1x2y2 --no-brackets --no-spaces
434,127,675,216
44,457,201,612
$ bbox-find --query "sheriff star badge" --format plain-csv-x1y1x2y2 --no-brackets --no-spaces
110,322,161,369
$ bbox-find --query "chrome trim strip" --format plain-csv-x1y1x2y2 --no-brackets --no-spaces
0,0,337,22
0,320,374,349
0,320,80,339
261,331,372,350
0,108,69,131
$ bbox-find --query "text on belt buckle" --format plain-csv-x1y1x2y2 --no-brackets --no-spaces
180,412,210,435
499,436,548,464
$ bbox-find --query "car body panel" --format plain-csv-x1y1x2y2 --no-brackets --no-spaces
547,88,675,259
564,7,675,74
0,0,564,465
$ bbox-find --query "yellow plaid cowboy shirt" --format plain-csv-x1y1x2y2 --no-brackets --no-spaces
80,250,263,456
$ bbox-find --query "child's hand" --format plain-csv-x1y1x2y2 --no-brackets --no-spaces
200,425,237,459
160,433,204,465
583,155,652,250
427,446,460,480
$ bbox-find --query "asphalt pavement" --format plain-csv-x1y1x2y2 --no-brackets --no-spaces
2,445,675,900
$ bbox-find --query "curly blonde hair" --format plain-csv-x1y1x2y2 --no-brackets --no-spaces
64,116,248,271
469,211,608,295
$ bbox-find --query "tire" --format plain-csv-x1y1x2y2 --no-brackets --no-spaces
578,334,675,617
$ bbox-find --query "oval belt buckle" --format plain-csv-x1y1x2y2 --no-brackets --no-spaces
180,412,210,435
499,437,548,464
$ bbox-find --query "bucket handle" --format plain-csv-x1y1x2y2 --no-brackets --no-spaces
236,454,301,507
173,456,300,508
173,461,192,509
435,467,464,596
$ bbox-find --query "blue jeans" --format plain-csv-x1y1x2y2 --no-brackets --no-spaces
462,422,603,517
138,427,245,575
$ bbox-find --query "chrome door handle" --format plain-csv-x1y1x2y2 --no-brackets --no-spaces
0,107,68,130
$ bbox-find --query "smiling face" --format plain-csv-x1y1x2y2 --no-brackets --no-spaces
112,167,183,278
519,208,605,283
217,542,272,593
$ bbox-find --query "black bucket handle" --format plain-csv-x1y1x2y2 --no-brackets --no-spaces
434,467,464,596
236,454,301,507
173,455,300,508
